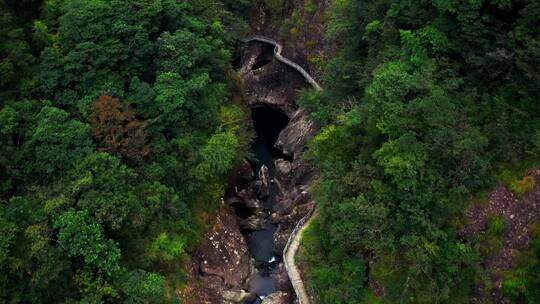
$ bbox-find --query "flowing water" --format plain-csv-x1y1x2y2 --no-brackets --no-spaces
243,106,290,302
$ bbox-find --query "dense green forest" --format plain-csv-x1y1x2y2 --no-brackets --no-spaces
298,0,540,303
2,0,540,303
0,0,251,302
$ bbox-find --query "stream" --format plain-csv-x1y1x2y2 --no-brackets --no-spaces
235,105,290,303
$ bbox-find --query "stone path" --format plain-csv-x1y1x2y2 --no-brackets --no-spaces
282,206,315,304
243,36,322,91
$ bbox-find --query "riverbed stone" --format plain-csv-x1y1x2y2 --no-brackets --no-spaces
261,291,292,304
275,159,292,180
272,263,292,291
256,164,271,199
236,187,263,209
273,224,293,255
222,289,257,304
240,215,265,231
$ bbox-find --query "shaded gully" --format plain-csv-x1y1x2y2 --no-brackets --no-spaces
227,105,291,303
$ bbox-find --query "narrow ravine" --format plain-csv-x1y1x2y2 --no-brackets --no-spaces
192,34,319,304
233,106,291,303
242,36,320,304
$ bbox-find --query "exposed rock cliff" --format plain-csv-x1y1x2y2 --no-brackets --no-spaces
193,204,256,303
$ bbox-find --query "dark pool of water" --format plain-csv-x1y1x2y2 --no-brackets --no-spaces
251,106,290,176
243,106,290,300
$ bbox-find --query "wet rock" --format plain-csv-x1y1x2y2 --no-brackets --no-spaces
237,188,263,209
237,159,255,183
198,205,254,289
256,164,271,199
222,290,257,304
272,263,292,291
261,291,292,304
240,44,298,117
269,211,292,224
274,159,292,181
240,215,265,231
271,200,314,225
225,195,244,206
273,225,293,255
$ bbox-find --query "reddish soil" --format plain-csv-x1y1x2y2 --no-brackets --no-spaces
461,169,540,303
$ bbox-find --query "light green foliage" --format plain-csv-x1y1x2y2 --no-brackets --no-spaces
54,210,121,277
301,218,367,304
195,131,240,181
481,214,505,255
487,215,505,236
510,176,536,196
119,270,166,304
305,0,317,15
149,232,186,262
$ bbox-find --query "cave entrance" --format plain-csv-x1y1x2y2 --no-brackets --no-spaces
251,43,275,71
251,105,290,175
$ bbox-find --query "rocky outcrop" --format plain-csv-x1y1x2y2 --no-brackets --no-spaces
262,291,293,304
195,204,255,303
240,40,301,118
222,290,257,304
240,215,265,231
255,164,271,199
243,36,321,90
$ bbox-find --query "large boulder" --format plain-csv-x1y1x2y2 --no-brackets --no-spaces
240,215,265,231
237,187,263,209
261,291,292,304
222,290,257,304
256,164,271,199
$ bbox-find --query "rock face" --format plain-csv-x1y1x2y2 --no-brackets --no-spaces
194,205,255,303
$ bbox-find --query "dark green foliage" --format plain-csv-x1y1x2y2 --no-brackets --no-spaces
301,218,367,304
301,0,540,302
26,106,94,179
0,0,251,302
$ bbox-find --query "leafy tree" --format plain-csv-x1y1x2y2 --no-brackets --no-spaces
26,106,94,180
89,95,150,161
53,209,121,277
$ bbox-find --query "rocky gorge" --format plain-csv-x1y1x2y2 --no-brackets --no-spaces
187,32,319,304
